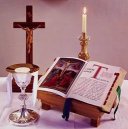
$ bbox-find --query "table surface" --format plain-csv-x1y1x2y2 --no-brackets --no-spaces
0,80,128,129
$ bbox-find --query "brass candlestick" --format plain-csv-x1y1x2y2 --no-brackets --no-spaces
78,32,90,60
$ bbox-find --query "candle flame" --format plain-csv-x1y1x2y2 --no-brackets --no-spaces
83,7,87,14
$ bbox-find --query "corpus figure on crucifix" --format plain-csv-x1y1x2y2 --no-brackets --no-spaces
17,24,41,54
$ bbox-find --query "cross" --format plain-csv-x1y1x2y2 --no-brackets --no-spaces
13,5,45,64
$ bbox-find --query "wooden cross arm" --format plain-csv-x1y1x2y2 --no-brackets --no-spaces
13,22,45,28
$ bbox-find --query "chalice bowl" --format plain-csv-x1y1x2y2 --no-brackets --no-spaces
9,67,39,126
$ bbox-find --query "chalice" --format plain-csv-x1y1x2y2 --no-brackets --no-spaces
6,64,39,126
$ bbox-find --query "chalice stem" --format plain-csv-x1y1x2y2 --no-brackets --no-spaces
23,98,26,108
21,86,26,94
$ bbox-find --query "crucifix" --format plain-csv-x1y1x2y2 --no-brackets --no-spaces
13,5,45,64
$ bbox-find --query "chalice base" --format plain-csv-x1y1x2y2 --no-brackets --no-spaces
9,108,39,126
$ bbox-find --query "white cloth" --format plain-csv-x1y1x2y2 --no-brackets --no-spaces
7,73,13,106
0,77,8,92
31,71,39,106
0,80,128,129
0,76,12,118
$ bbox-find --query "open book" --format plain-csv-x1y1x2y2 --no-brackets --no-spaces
38,57,126,112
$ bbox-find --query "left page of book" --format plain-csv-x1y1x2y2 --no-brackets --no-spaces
67,61,120,107
38,57,85,97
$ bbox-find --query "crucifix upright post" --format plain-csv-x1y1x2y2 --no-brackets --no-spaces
13,5,45,64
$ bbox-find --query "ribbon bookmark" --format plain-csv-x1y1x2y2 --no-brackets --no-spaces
113,86,121,120
62,98,72,121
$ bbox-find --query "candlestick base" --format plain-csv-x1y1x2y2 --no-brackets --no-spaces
78,52,89,61
78,33,90,61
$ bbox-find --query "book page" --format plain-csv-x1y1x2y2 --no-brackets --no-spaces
38,57,85,97
67,61,120,107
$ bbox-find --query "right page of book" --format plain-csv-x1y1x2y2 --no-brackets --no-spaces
67,61,120,107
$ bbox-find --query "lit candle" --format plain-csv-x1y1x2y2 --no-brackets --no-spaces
82,7,87,33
